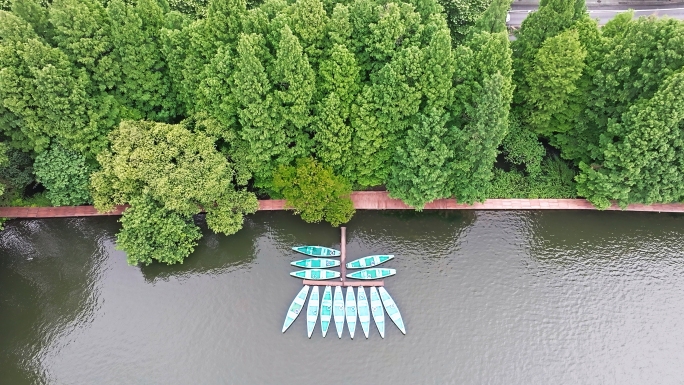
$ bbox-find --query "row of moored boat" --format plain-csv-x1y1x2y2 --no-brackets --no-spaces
290,247,395,281
282,285,405,338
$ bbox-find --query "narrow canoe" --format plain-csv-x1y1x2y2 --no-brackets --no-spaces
346,268,396,280
290,269,341,280
291,258,341,269
320,286,333,337
282,285,310,333
357,286,371,339
292,246,341,257
369,286,385,338
345,287,357,339
333,286,345,338
306,286,320,338
346,255,394,269
378,287,406,335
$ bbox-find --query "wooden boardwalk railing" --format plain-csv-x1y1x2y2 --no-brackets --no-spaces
2,192,684,219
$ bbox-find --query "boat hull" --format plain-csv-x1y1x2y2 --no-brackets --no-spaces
282,286,310,333
320,286,332,337
333,286,345,338
291,258,341,269
379,287,406,334
290,269,341,280
346,268,396,280
346,255,394,269
357,286,370,339
306,286,320,338
369,287,385,338
345,287,357,339
292,246,341,257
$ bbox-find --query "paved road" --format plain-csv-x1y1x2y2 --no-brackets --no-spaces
508,5,684,26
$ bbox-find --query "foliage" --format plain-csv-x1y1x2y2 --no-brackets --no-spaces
0,148,34,205
556,15,684,165
439,0,491,43
117,193,203,265
511,0,586,109
108,0,179,121
501,114,545,176
272,157,355,226
34,144,93,206
488,156,576,199
92,120,258,264
8,191,52,207
576,70,684,209
523,28,586,136
451,73,508,203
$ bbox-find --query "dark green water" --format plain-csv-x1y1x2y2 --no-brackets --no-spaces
1,211,684,384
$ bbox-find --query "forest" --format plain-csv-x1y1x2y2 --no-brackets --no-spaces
0,0,683,264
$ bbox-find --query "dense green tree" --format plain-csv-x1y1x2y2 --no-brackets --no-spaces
439,0,490,43
387,108,452,209
576,70,684,209
472,0,509,34
524,29,586,136
270,25,315,163
559,16,684,165
451,73,508,203
272,157,355,226
232,32,284,185
501,113,545,176
0,12,103,154
0,148,34,205
34,144,93,206
109,0,178,121
91,120,258,263
117,192,203,265
511,0,586,106
313,43,360,178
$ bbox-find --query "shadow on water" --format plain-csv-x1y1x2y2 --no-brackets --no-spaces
138,215,259,283
0,217,117,385
523,210,684,267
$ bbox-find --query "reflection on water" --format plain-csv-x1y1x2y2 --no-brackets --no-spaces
1,211,684,384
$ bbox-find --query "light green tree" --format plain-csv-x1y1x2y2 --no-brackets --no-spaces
91,120,258,264
524,29,586,136
272,157,355,226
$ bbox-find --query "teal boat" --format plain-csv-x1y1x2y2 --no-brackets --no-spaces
379,287,406,334
346,255,394,269
357,287,370,339
320,286,333,337
306,286,320,338
346,268,396,280
333,286,345,338
369,287,385,338
291,258,341,269
292,246,341,257
290,269,341,280
345,287,357,339
282,285,310,333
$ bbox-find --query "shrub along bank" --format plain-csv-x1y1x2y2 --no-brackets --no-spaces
0,0,682,263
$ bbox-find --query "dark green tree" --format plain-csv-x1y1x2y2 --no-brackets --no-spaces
451,73,508,203
576,70,684,209
108,0,178,121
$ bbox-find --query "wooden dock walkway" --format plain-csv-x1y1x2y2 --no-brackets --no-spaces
3,193,684,219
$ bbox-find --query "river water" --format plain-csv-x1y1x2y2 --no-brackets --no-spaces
1,211,683,384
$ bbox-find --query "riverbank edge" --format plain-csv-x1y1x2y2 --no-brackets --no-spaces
1,192,684,218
